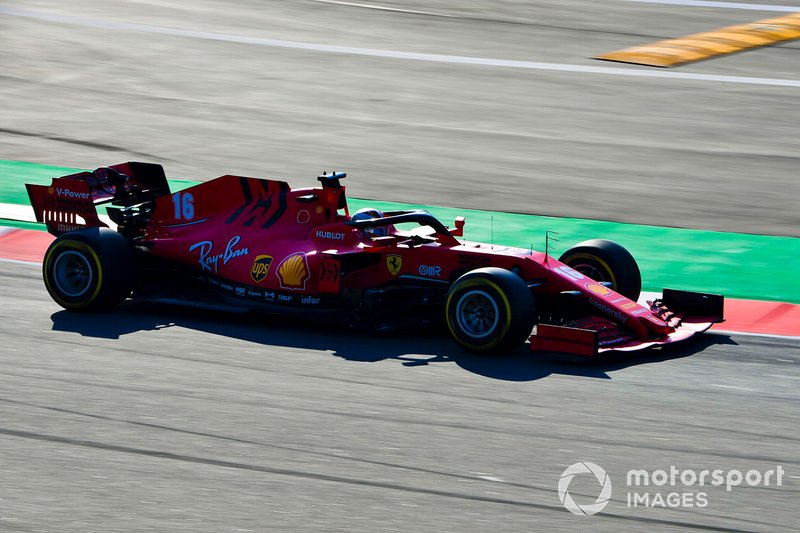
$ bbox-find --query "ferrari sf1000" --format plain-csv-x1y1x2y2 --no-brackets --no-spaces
27,163,723,355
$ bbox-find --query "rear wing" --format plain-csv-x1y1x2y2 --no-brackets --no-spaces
26,162,170,236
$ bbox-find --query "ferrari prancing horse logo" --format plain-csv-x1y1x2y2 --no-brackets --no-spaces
386,254,402,276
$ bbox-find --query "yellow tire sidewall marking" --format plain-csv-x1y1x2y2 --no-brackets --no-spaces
44,239,104,309
446,277,512,351
563,252,618,290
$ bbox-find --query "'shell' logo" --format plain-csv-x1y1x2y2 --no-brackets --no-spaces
250,255,273,283
277,253,310,290
386,254,402,276
585,282,612,296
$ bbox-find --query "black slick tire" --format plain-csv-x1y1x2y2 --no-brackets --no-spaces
43,227,134,312
558,239,641,301
445,267,536,354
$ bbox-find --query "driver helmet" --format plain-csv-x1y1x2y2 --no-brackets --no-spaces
351,207,387,236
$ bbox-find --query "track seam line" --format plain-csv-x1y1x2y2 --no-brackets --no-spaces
626,0,800,11
1,6,799,87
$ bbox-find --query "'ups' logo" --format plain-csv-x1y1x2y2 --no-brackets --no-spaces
386,254,402,276
278,252,310,290
250,255,273,283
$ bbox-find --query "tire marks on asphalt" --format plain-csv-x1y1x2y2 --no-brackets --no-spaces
0,425,763,532
0,127,165,161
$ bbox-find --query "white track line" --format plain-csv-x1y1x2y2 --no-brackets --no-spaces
310,0,455,18
0,257,43,266
626,0,800,11
1,7,799,88
321,0,800,14
639,291,662,303
0,203,36,223
708,329,800,340
0,202,115,228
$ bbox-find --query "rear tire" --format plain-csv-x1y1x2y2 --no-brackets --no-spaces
43,227,134,312
445,267,536,354
559,239,641,301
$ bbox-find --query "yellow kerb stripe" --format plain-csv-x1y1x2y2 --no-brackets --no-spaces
596,12,800,68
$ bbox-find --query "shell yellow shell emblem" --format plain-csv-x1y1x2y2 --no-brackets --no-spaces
278,252,310,290
585,282,612,296
386,254,402,276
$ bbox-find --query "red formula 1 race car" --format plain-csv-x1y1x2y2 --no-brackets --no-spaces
26,162,724,356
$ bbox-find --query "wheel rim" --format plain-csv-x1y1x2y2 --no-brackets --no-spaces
455,289,500,339
53,250,94,297
572,262,607,283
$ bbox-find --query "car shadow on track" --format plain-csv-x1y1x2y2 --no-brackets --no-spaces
50,301,736,382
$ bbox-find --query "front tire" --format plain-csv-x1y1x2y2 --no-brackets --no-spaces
43,227,134,312
559,239,641,301
445,268,536,354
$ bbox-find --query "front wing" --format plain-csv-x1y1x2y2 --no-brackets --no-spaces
529,289,724,356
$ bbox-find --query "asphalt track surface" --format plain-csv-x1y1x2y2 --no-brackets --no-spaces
1,261,799,532
1,0,799,235
2,1,800,531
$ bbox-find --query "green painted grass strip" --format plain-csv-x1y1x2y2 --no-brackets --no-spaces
0,219,49,232
2,160,797,303
349,198,799,304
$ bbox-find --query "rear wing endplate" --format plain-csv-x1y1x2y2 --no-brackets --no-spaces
25,162,170,236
